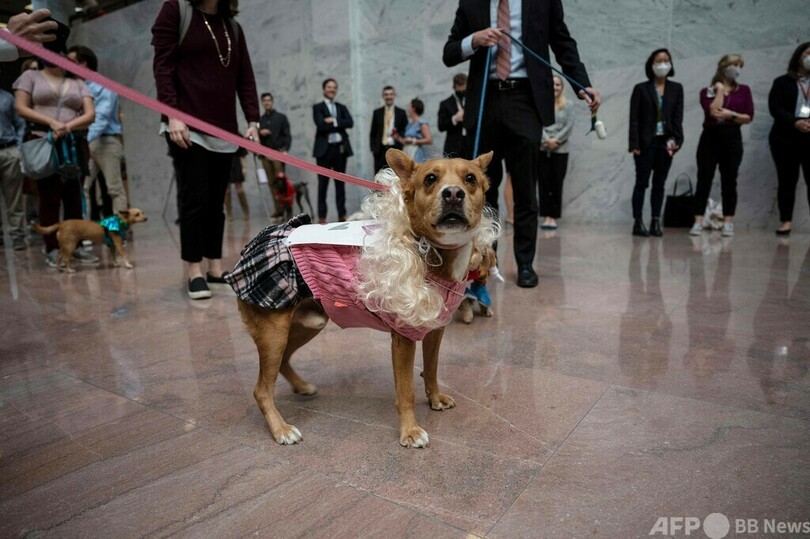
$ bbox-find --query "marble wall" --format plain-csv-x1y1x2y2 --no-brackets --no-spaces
70,0,810,228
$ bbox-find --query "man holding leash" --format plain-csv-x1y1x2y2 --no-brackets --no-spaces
443,0,601,288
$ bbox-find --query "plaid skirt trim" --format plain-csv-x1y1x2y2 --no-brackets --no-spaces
225,214,313,308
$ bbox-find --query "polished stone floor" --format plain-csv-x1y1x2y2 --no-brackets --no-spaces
1,215,809,538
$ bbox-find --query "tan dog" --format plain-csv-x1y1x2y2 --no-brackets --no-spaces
235,149,497,447
32,209,148,272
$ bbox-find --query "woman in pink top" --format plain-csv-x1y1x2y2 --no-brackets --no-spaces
13,53,95,267
690,54,754,238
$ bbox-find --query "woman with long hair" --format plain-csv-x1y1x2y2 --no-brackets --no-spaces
628,48,684,237
690,53,754,237
152,0,259,299
537,75,575,230
13,53,97,267
768,42,810,236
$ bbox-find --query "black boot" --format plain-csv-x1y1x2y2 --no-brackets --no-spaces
632,218,649,237
649,218,663,237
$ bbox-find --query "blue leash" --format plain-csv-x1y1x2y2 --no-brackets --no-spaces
472,49,492,158
472,32,595,157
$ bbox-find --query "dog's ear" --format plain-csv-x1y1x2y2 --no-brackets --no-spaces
473,151,494,172
118,210,130,218
385,148,415,182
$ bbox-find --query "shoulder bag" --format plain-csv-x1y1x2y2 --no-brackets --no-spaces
663,173,695,228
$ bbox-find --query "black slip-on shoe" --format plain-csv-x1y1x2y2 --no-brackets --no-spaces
188,277,212,299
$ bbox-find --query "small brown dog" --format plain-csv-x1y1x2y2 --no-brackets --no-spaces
230,149,498,447
32,209,148,272
457,246,496,324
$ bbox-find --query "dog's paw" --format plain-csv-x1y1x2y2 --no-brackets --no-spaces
400,426,429,448
124,261,134,269
272,424,303,445
458,299,474,324
65,267,76,274
429,393,456,411
112,259,121,267
292,381,318,396
480,305,493,318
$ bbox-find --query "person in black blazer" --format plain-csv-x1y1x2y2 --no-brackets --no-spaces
312,78,354,222
629,48,684,237
768,42,810,236
437,73,468,158
443,0,600,288
369,85,407,174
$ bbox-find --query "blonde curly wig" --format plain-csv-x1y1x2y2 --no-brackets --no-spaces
355,168,500,329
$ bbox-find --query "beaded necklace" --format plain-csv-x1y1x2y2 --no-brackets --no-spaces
201,12,231,68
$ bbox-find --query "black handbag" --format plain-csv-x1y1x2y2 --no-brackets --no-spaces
55,133,84,181
663,174,695,228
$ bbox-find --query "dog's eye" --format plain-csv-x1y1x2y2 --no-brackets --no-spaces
465,173,477,185
424,173,438,187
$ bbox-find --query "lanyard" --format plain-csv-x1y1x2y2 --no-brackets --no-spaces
798,79,810,103
655,89,664,121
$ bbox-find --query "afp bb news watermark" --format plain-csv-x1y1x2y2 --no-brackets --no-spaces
649,513,810,537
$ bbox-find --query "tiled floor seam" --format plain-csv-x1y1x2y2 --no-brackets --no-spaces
44,369,489,534
482,382,614,536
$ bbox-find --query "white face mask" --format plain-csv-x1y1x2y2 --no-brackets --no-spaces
724,65,742,81
652,62,671,78
803,55,810,71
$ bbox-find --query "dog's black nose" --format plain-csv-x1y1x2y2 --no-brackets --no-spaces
442,186,465,203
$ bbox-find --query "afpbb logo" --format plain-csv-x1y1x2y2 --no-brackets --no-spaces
649,513,810,538
649,514,728,538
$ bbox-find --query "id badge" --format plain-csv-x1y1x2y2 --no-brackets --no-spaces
799,104,810,119
655,121,665,136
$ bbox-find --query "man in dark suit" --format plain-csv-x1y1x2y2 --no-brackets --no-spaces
312,78,354,222
369,85,407,174
437,73,468,158
443,0,600,288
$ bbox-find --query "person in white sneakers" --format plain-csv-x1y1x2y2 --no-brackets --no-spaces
690,54,754,237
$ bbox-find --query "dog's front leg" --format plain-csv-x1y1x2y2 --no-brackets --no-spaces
391,332,428,448
111,236,131,268
421,327,456,411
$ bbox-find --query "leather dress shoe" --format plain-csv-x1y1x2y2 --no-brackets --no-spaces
632,218,649,237
517,266,538,288
649,218,663,237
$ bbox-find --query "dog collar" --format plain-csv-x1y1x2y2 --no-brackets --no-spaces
417,236,466,251
416,236,468,268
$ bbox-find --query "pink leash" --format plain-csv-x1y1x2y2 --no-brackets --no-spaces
1,31,386,192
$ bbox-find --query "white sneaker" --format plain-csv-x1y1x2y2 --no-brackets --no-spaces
45,249,65,268
72,248,100,265
689,222,703,236
721,223,734,237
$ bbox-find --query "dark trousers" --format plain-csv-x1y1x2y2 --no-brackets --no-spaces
373,146,397,174
537,151,569,219
694,126,743,217
38,174,83,252
770,132,810,222
168,141,233,263
632,136,673,219
316,143,347,219
467,85,541,268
